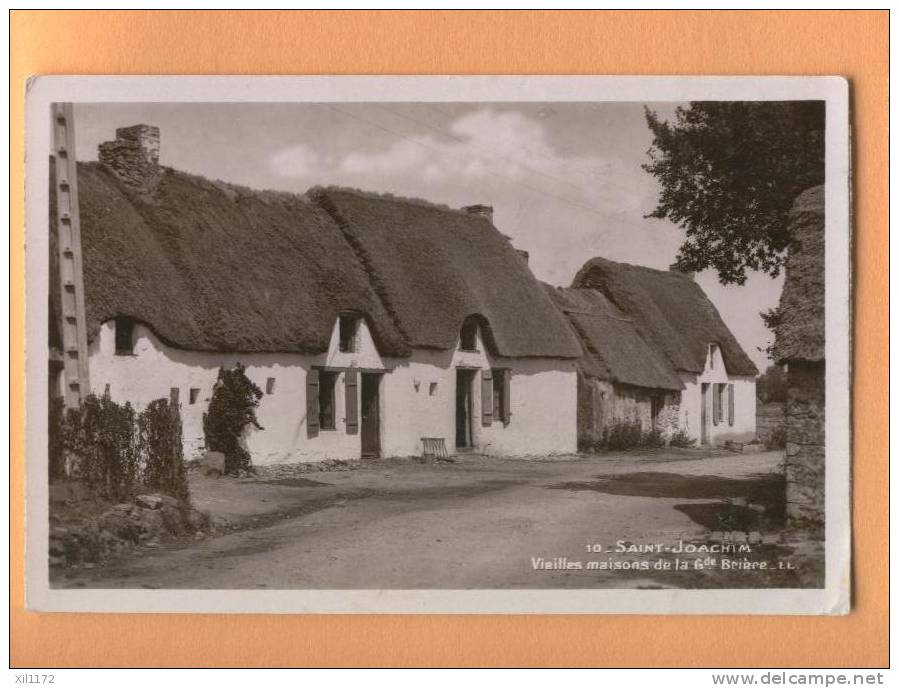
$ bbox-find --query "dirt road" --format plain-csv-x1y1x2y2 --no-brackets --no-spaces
55,449,819,590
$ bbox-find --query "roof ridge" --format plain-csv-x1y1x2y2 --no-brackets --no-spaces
310,185,484,218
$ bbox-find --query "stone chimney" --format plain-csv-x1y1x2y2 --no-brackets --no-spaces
462,204,494,222
98,124,160,192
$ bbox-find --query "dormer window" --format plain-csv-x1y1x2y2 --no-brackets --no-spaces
114,317,135,355
460,318,479,352
709,343,719,370
339,315,360,353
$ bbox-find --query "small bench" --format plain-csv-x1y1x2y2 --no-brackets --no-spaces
421,437,449,460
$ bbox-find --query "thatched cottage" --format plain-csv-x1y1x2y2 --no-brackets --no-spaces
547,257,759,447
50,125,582,464
772,186,825,524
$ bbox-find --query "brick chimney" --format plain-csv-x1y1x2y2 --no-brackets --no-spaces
462,204,494,222
98,124,160,192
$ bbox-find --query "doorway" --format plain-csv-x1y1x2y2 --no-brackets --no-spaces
700,382,710,445
455,368,476,449
361,373,381,458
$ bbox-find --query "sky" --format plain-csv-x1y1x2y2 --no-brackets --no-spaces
73,102,783,372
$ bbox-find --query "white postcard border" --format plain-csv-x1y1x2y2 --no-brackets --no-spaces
23,75,851,614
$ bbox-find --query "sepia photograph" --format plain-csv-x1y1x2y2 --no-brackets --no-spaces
25,76,850,614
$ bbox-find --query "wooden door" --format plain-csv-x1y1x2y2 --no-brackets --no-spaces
455,369,474,448
361,373,381,458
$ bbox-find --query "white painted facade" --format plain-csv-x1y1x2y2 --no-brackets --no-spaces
677,343,757,445
85,317,577,464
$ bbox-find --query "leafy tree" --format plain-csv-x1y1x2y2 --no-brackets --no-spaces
756,364,787,404
202,363,263,474
643,101,825,284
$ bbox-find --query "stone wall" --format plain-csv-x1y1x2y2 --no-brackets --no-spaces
784,361,825,524
576,374,680,448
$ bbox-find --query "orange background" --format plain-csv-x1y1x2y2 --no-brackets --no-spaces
10,10,888,668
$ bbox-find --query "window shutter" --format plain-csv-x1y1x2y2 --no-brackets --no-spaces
501,370,512,424
306,368,320,438
481,369,493,426
712,384,720,426
727,383,735,426
345,369,359,435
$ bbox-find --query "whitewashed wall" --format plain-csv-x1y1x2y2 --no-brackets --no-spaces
88,319,577,463
677,344,757,445
381,330,577,458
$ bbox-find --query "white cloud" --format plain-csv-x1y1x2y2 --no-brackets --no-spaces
269,144,321,178
267,108,619,202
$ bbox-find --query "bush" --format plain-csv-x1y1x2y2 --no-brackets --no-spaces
596,421,665,451
58,393,188,501
641,428,665,449
203,363,263,474
64,394,139,500
138,398,189,500
48,396,66,482
668,429,697,448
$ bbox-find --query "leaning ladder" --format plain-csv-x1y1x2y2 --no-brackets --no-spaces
52,103,90,408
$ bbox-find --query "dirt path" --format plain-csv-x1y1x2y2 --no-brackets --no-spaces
55,450,812,590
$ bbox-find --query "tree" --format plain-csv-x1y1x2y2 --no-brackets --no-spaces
202,363,263,474
643,101,825,285
756,364,787,404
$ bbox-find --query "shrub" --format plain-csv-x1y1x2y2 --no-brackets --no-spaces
58,393,188,501
668,429,697,448
641,428,665,449
64,393,139,500
138,398,189,500
203,363,263,474
600,421,646,451
48,396,66,482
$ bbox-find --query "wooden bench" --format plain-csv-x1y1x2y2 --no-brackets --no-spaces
421,437,449,460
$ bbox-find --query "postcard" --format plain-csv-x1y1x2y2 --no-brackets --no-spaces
24,75,850,614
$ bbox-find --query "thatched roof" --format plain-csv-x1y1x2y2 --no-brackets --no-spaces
572,257,759,377
773,185,825,364
53,162,410,356
311,187,582,359
545,285,684,390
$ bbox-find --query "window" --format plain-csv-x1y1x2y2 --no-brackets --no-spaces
189,388,200,405
492,373,504,421
266,377,276,395
318,371,338,430
339,315,360,353
713,383,726,425
114,317,135,355
429,382,438,396
487,369,511,425
709,343,719,370
460,319,479,351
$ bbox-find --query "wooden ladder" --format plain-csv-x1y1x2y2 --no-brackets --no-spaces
52,103,90,408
